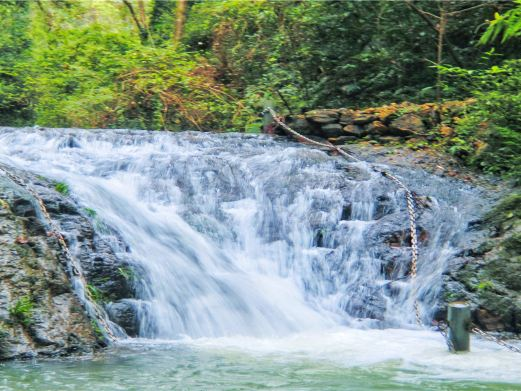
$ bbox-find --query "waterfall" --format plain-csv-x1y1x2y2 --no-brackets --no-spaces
0,128,486,339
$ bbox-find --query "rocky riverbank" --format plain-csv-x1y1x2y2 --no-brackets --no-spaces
284,100,471,146
443,194,521,333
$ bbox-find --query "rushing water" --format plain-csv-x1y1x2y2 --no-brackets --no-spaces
0,127,519,389
1,330,521,390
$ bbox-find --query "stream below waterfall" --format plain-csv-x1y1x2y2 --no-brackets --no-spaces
0,128,520,389
1,330,521,390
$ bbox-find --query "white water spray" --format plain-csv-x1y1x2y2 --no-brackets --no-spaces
0,128,486,339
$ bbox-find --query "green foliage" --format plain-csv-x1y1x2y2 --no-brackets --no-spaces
54,181,70,195
90,319,104,340
86,284,104,303
0,1,32,125
480,0,521,44
0,0,512,131
84,207,97,218
117,266,135,281
9,296,34,327
440,59,521,182
117,47,238,130
477,280,495,292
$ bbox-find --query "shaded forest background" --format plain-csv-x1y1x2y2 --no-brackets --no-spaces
0,0,520,180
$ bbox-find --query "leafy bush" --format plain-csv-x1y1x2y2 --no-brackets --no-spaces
9,296,34,326
118,47,239,130
440,59,521,182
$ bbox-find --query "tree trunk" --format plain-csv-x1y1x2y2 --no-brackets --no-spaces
436,5,447,102
122,0,149,44
173,0,187,47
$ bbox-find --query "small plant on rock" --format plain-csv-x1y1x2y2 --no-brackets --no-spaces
9,296,34,327
90,320,104,341
54,182,70,195
86,284,104,303
84,207,97,218
117,266,135,281
477,280,495,292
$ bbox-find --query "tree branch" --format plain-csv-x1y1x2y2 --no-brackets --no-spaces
122,0,149,43
405,0,463,67
447,2,494,17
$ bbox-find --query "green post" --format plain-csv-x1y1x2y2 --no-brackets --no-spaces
262,109,274,133
447,301,471,352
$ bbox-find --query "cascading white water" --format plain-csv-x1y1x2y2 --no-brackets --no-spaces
0,128,486,339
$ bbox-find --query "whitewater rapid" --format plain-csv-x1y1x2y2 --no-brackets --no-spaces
0,128,486,339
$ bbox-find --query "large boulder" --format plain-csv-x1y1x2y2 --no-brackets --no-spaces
304,109,339,125
389,113,426,136
106,300,140,337
0,175,97,359
441,194,521,332
0,167,140,359
285,115,317,135
342,124,365,137
320,123,344,137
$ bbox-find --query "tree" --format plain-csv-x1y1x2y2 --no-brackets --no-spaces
173,0,187,47
405,0,495,101
122,0,149,44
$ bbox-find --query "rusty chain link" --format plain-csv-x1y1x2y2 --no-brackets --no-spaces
264,107,422,325
434,321,455,352
472,326,521,354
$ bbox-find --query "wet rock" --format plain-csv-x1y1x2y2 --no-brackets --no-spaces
304,109,339,125
338,109,355,125
353,115,377,125
286,115,317,135
0,168,139,359
440,193,521,333
327,136,358,145
58,136,81,149
389,113,426,136
377,136,400,144
342,124,365,137
374,195,394,220
475,308,505,331
340,204,352,220
0,175,98,360
106,300,139,337
366,121,388,135
320,123,344,138
342,288,386,320
11,197,36,218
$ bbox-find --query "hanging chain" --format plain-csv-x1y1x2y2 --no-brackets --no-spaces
263,108,422,325
434,321,455,352
265,108,521,352
471,326,521,354
0,163,116,342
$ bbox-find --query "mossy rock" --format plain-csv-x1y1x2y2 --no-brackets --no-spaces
484,193,521,234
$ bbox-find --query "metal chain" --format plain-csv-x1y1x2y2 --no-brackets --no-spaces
436,320,521,354
0,163,116,342
434,321,455,352
264,107,422,325
379,170,422,326
472,326,521,354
